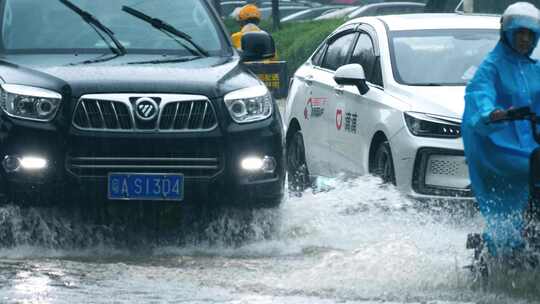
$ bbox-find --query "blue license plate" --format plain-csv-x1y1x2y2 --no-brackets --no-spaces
108,173,184,201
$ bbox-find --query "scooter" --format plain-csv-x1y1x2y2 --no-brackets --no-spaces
465,106,540,285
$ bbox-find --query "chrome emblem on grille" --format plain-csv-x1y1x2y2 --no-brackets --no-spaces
135,97,159,121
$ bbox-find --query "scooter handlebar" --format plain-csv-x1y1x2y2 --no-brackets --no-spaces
487,106,540,144
488,106,533,123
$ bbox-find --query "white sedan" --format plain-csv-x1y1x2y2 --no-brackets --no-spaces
285,13,506,200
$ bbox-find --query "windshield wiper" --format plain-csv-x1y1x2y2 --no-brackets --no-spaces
121,5,209,57
59,0,126,56
127,56,200,65
70,53,123,65
412,83,443,86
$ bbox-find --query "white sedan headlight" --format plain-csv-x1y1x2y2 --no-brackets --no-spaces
404,112,461,138
224,85,273,123
0,84,62,122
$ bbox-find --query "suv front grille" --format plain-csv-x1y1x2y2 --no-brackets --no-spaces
66,156,222,178
158,100,215,130
72,94,217,132
74,99,133,130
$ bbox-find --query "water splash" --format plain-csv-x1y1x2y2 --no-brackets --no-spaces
0,176,539,303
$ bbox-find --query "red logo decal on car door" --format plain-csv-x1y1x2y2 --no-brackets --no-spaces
336,109,343,130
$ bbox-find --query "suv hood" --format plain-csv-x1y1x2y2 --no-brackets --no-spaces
0,54,260,99
391,85,466,120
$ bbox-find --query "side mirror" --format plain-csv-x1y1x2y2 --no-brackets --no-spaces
240,31,276,62
334,64,370,95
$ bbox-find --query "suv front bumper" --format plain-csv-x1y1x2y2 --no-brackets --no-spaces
0,116,285,207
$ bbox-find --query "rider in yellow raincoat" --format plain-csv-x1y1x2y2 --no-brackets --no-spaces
231,4,263,50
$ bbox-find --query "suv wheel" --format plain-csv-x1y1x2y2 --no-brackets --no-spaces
373,141,396,185
286,130,310,192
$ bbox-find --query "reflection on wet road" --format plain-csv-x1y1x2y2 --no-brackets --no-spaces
0,176,538,303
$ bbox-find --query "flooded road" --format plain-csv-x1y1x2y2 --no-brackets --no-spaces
0,176,538,304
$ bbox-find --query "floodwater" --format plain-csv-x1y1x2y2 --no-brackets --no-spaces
0,176,539,304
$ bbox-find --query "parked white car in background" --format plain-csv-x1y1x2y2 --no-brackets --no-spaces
315,2,426,20
285,13,510,201
346,2,426,19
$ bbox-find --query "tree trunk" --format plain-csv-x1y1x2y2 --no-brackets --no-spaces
272,0,280,31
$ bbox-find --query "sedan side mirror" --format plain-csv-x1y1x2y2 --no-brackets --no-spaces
334,64,370,95
240,31,276,62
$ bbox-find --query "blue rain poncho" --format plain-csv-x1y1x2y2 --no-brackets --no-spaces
462,2,540,256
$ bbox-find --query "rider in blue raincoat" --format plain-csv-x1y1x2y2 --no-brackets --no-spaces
462,2,540,256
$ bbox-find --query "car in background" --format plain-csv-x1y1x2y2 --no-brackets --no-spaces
221,0,321,18
330,0,363,4
0,0,284,208
285,13,508,201
316,1,425,20
268,0,323,7
426,0,540,14
314,5,359,19
259,5,312,20
221,0,247,17
347,2,426,19
281,5,346,22
259,0,321,7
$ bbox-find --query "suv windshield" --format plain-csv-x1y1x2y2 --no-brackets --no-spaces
0,0,228,55
390,29,500,86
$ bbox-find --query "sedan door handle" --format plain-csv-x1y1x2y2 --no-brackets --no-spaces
334,86,344,95
305,75,313,86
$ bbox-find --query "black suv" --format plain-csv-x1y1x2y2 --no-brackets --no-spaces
0,0,284,208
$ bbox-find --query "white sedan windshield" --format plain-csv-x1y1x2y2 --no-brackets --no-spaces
390,29,500,86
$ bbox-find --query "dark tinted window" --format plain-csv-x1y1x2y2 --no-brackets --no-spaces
321,33,356,71
424,0,461,12
312,44,326,66
350,33,381,86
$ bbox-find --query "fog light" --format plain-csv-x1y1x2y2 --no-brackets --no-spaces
241,157,264,171
2,155,20,172
20,156,47,170
241,156,276,173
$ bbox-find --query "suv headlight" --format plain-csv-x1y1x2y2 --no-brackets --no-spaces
0,84,62,122
404,112,461,138
224,85,273,123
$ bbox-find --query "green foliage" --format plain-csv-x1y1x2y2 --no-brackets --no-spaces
271,19,344,78
223,18,240,35
223,18,344,78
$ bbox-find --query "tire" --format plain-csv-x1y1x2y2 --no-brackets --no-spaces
286,130,310,192
373,141,396,185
